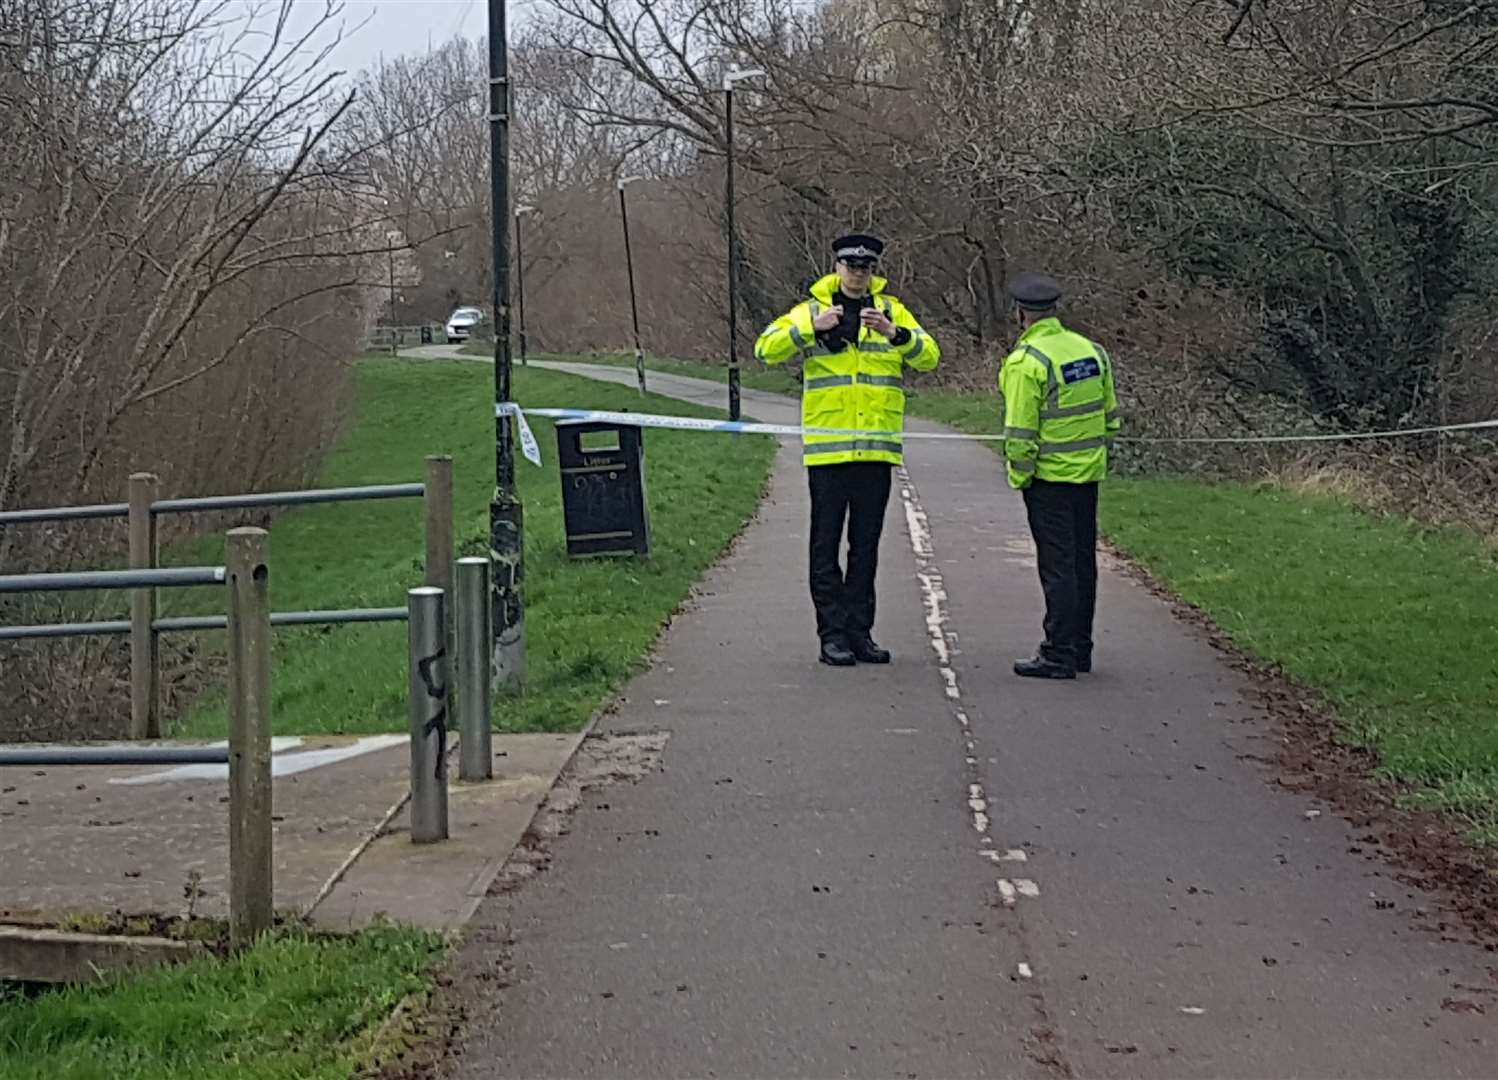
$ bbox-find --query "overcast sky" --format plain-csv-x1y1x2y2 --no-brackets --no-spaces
253,1,493,81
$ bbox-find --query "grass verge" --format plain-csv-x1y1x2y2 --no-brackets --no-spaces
1100,476,1498,840
0,925,444,1080
167,355,775,738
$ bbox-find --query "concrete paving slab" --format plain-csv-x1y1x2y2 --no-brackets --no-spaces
309,733,584,933
1,735,408,922
1,732,579,938
0,925,206,983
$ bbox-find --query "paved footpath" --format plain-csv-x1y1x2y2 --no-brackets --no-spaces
434,356,1494,1079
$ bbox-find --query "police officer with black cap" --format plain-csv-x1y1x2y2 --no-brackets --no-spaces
755,234,940,665
999,272,1120,678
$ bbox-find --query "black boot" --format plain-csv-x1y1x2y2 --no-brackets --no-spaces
849,636,890,664
1013,655,1076,680
820,637,856,666
1075,652,1092,674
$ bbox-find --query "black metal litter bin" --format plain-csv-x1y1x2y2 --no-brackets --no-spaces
557,420,651,558
421,325,433,344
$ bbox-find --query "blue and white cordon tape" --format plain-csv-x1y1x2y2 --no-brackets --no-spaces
496,403,1498,468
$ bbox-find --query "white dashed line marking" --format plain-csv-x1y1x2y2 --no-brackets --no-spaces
899,468,1039,911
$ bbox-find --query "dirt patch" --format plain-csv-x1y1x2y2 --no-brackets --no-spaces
1104,538,1498,949
358,730,670,1080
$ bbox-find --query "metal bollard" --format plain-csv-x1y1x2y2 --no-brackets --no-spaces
227,527,273,950
407,586,449,843
457,557,494,782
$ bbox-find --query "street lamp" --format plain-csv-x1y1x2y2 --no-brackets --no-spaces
487,0,525,690
514,204,537,368
723,66,765,422
617,175,647,395
386,239,398,357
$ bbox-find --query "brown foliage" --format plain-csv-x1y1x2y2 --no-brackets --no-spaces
0,1,399,739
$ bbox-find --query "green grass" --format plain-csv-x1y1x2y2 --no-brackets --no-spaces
1101,476,1498,838
166,355,774,738
0,926,444,1079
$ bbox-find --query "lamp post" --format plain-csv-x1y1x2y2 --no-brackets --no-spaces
487,0,525,690
723,66,765,422
514,204,536,367
386,232,398,356
617,175,646,395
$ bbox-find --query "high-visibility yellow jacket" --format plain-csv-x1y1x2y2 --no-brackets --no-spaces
754,273,939,467
999,318,1120,489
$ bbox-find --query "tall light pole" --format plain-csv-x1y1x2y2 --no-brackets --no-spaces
723,67,765,422
514,204,536,368
487,0,525,690
380,230,392,356
617,175,647,395
386,240,398,356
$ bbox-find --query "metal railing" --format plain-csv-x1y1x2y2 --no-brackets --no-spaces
0,518,501,949
362,323,455,352
0,533,271,948
0,457,455,738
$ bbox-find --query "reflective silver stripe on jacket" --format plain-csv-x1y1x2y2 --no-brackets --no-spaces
803,439,903,458
1005,426,1039,440
1022,343,1059,407
1011,458,1037,473
901,330,927,360
804,374,903,392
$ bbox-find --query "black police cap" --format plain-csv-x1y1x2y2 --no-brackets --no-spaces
1008,271,1063,311
833,234,884,261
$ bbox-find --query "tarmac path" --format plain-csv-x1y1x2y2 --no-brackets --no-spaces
408,348,1494,1079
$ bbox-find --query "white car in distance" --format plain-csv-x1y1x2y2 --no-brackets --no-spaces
444,306,485,344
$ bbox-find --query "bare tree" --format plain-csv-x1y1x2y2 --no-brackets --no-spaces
0,0,405,738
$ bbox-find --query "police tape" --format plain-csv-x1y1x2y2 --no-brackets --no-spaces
495,403,1498,467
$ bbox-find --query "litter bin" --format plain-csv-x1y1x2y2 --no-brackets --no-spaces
420,325,433,344
557,419,651,558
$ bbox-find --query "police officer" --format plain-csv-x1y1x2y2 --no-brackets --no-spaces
755,234,940,666
999,272,1120,679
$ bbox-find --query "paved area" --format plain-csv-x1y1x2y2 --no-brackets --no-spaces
0,732,579,934
433,358,1495,1079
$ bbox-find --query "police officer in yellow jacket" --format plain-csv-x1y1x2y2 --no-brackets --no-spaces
1000,272,1120,679
755,234,940,666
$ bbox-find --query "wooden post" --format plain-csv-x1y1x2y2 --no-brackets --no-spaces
424,455,455,653
128,473,160,739
226,527,273,951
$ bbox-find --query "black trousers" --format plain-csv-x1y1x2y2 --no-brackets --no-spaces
1021,479,1099,667
808,462,892,643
